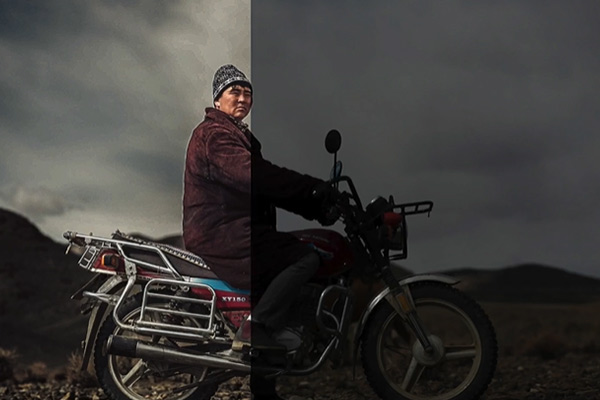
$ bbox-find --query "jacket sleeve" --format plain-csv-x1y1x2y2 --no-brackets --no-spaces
252,155,324,220
203,126,324,220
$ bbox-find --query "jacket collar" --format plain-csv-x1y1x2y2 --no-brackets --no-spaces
204,107,258,150
205,107,249,133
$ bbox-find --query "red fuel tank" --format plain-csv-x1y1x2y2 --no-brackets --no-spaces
291,229,355,279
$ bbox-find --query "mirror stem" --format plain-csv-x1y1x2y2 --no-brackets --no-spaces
333,152,338,189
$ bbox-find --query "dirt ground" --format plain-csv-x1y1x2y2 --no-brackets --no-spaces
282,301,600,400
2,301,600,400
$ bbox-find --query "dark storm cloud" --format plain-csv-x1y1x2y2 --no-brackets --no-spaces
1,185,71,218
253,1,600,275
0,0,205,168
0,1,196,144
0,2,92,44
0,81,28,130
0,1,179,44
112,149,184,191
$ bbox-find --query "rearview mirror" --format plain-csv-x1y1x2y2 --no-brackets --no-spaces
325,129,342,154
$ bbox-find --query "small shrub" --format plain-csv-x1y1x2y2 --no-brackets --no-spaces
0,348,19,381
521,332,567,360
579,339,600,354
25,361,48,383
66,351,97,387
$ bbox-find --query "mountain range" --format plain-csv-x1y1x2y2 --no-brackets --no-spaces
1,207,599,367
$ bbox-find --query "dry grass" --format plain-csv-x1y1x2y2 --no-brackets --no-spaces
0,348,97,386
0,347,18,381
520,332,567,360
65,351,97,387
24,361,48,383
481,301,600,358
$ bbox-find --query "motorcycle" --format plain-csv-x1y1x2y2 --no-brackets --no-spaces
66,129,497,400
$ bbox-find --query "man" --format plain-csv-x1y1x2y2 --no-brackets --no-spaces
183,64,332,399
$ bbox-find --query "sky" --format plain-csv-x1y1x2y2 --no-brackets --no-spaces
1,2,599,278
0,1,250,241
251,1,600,277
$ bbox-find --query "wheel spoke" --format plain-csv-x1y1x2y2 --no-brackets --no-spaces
444,344,477,360
368,285,496,400
170,379,201,395
121,359,148,387
100,298,216,400
383,344,411,357
402,356,426,392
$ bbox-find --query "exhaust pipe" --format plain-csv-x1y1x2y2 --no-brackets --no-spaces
107,335,250,372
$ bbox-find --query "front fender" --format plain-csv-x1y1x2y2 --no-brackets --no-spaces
351,273,459,373
79,275,127,371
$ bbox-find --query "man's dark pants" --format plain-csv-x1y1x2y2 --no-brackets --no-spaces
251,251,320,397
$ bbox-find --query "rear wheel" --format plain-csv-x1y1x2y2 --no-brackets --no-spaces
361,282,497,400
94,294,219,400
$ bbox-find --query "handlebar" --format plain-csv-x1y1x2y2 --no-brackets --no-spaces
329,176,363,211
322,175,434,242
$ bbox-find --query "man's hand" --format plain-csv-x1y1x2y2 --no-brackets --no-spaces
312,182,340,226
318,209,339,226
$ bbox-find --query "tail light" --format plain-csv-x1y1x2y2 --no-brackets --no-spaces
92,250,124,273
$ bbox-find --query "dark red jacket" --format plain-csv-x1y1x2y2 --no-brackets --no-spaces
183,108,323,289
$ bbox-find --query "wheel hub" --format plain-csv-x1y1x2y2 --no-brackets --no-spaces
412,334,445,366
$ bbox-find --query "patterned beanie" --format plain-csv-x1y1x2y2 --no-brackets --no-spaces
212,64,252,101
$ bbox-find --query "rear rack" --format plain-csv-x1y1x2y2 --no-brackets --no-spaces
393,201,434,216
68,231,209,279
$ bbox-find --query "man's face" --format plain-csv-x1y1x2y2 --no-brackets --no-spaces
215,84,252,121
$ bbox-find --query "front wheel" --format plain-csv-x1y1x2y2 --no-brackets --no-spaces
361,282,497,400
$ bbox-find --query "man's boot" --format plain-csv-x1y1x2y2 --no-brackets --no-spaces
232,316,286,352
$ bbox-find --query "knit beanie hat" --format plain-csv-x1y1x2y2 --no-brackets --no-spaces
212,64,252,101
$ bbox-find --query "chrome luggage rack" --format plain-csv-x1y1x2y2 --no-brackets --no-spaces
65,230,219,341
67,230,210,278
131,278,217,341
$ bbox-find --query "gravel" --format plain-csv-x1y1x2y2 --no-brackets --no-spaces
2,352,600,399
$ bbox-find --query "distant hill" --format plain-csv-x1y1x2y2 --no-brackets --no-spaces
0,209,186,368
2,207,600,369
445,264,600,303
0,209,90,367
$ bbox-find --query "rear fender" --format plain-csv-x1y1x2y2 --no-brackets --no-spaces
80,275,127,371
351,274,459,373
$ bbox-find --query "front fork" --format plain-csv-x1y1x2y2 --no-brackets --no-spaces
365,223,435,353
380,265,433,353
351,273,459,376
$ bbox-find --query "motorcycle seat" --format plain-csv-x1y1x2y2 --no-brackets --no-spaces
111,231,219,279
